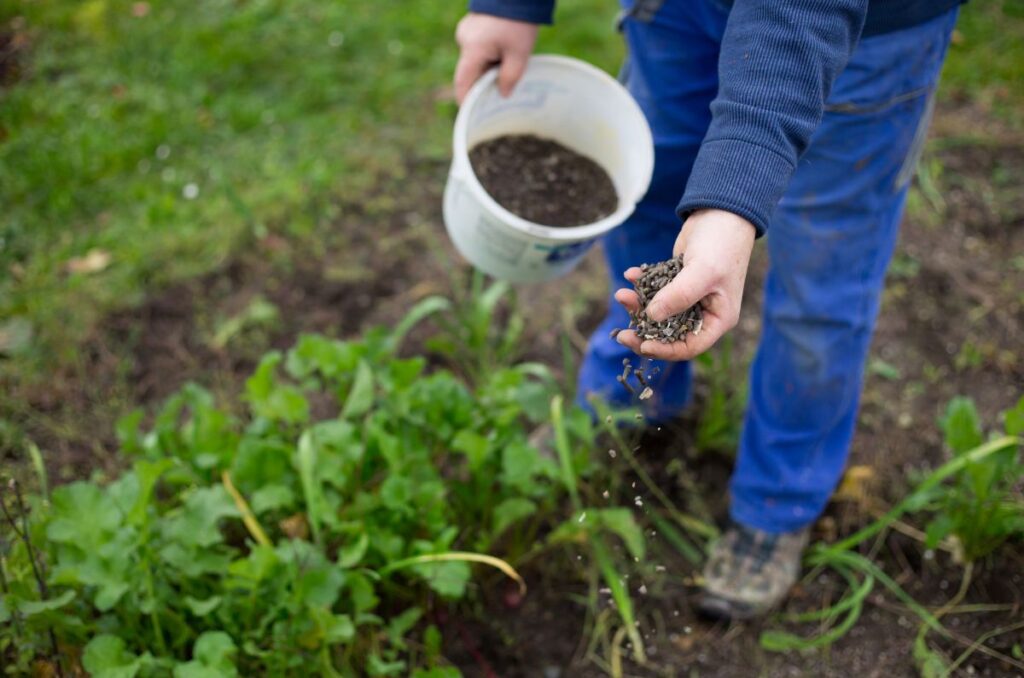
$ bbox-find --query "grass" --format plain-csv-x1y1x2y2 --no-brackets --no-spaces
0,0,620,375
1,0,461,368
940,0,1024,122
0,0,1014,376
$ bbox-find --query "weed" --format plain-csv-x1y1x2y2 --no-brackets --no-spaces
0,300,599,675
425,271,526,385
759,393,1023,665
694,336,747,455
925,396,1024,562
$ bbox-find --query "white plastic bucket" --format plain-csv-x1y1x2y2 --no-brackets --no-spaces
443,54,654,283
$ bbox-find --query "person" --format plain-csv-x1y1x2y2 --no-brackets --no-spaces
452,0,961,620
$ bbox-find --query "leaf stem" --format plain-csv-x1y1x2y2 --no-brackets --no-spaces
222,471,271,546
4,479,62,677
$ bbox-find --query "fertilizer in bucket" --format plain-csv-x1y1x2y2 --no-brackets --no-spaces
443,54,654,284
469,134,618,227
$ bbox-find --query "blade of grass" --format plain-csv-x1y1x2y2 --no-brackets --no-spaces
27,443,48,502
381,552,525,596
649,512,703,566
594,398,717,540
550,395,581,510
552,395,645,664
761,565,873,652
296,430,323,547
385,296,451,353
824,550,946,636
943,619,1024,676
221,471,271,547
778,565,873,624
592,536,646,664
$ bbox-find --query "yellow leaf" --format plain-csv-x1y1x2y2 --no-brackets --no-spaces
834,465,876,505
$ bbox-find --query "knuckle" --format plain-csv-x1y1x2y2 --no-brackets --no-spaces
703,259,729,283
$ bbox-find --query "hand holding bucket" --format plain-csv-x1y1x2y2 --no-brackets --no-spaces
443,55,654,283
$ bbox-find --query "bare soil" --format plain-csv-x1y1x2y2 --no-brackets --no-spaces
470,134,618,227
4,105,1023,676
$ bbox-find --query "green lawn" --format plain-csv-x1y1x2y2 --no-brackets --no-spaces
0,0,1020,376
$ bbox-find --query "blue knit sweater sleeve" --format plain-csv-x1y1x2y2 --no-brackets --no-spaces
468,0,555,24
676,0,868,235
467,0,869,236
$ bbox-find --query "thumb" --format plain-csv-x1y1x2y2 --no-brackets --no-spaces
497,49,528,97
645,262,710,322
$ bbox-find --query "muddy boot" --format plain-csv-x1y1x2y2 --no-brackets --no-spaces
696,522,809,621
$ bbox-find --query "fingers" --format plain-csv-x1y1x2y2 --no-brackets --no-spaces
645,261,712,322
497,49,529,98
613,288,641,313
623,266,643,283
616,315,726,362
454,48,493,105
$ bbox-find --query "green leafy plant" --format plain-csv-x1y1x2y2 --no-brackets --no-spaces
925,396,1024,562
425,272,525,384
758,393,1023,664
694,335,747,455
0,299,597,676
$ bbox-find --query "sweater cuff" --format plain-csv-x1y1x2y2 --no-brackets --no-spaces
468,0,555,24
675,138,796,238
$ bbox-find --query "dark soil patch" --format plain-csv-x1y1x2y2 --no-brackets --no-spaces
0,30,22,87
470,134,617,227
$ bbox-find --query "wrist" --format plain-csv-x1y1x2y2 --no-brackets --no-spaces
685,209,757,242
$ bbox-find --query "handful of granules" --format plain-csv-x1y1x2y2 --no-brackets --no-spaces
621,256,703,343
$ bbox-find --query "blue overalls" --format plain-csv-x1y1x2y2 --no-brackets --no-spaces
577,1,959,533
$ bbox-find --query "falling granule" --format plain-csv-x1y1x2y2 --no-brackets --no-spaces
634,413,644,421
578,512,587,523
634,496,643,507
608,448,617,458
638,584,648,595
655,565,667,572
639,386,653,401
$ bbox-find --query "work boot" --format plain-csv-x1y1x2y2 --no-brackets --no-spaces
696,521,809,621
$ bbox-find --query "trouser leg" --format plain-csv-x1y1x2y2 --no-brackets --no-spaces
577,0,728,418
730,10,959,532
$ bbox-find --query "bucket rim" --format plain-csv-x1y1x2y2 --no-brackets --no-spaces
452,54,653,243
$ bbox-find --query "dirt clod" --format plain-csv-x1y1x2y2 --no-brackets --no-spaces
469,134,617,227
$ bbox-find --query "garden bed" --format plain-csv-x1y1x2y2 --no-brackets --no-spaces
3,106,1023,676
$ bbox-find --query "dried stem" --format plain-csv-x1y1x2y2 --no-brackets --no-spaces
2,479,63,676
